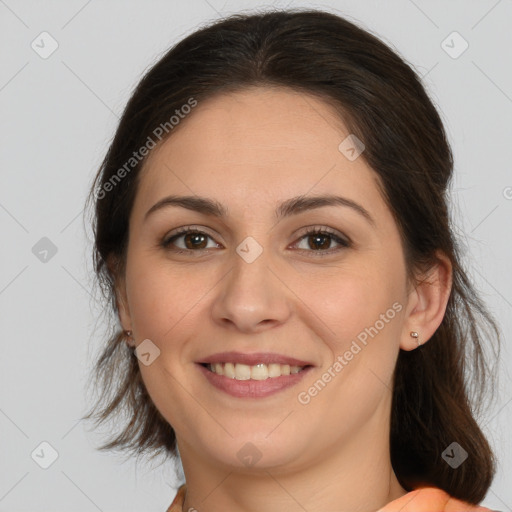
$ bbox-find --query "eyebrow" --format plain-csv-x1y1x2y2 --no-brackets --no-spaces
144,194,375,226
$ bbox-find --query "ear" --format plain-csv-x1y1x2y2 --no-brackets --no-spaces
107,255,135,347
400,250,453,351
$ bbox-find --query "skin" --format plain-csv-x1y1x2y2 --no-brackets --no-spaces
114,86,452,512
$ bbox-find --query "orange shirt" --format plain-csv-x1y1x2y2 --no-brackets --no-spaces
166,484,498,512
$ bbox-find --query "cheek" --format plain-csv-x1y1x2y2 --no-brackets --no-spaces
125,255,216,340
292,262,404,350
124,258,207,430
295,270,403,419
293,262,405,414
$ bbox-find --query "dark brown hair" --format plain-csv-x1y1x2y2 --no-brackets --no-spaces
83,8,501,503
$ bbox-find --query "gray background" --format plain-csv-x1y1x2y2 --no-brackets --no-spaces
1,0,511,510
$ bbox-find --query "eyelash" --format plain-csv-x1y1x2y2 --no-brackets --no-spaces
161,225,352,257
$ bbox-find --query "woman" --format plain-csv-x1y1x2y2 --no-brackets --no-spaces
83,9,502,512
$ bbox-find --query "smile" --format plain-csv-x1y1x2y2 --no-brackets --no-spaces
203,362,307,380
197,362,314,398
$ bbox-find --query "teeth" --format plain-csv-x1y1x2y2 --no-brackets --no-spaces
206,362,305,380
224,362,235,378
235,363,251,380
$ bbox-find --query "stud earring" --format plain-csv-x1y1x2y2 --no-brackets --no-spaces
124,330,135,347
410,331,421,347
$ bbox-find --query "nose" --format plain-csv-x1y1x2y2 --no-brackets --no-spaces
210,245,292,333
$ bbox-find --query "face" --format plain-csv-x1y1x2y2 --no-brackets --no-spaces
117,86,416,473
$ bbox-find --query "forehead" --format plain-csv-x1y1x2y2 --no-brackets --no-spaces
133,86,385,221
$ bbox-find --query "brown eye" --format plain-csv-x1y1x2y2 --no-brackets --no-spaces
307,233,332,250
294,228,351,256
162,228,219,252
182,232,208,250
161,226,350,257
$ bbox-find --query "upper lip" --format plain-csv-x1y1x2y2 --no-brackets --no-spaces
197,351,314,367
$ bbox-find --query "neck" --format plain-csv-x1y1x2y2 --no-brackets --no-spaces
178,403,407,512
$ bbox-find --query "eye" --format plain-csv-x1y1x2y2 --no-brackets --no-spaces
292,227,351,256
161,225,351,256
161,226,220,253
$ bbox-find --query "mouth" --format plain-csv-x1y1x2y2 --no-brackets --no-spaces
195,352,315,398
199,362,311,380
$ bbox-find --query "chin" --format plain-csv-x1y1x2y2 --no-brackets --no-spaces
198,432,307,472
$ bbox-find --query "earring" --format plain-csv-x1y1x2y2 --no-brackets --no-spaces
410,331,421,347
124,330,135,347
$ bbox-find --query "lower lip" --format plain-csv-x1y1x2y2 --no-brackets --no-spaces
196,363,313,398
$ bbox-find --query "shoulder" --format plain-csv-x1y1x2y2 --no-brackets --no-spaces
377,486,499,512
166,483,186,512
166,484,502,512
